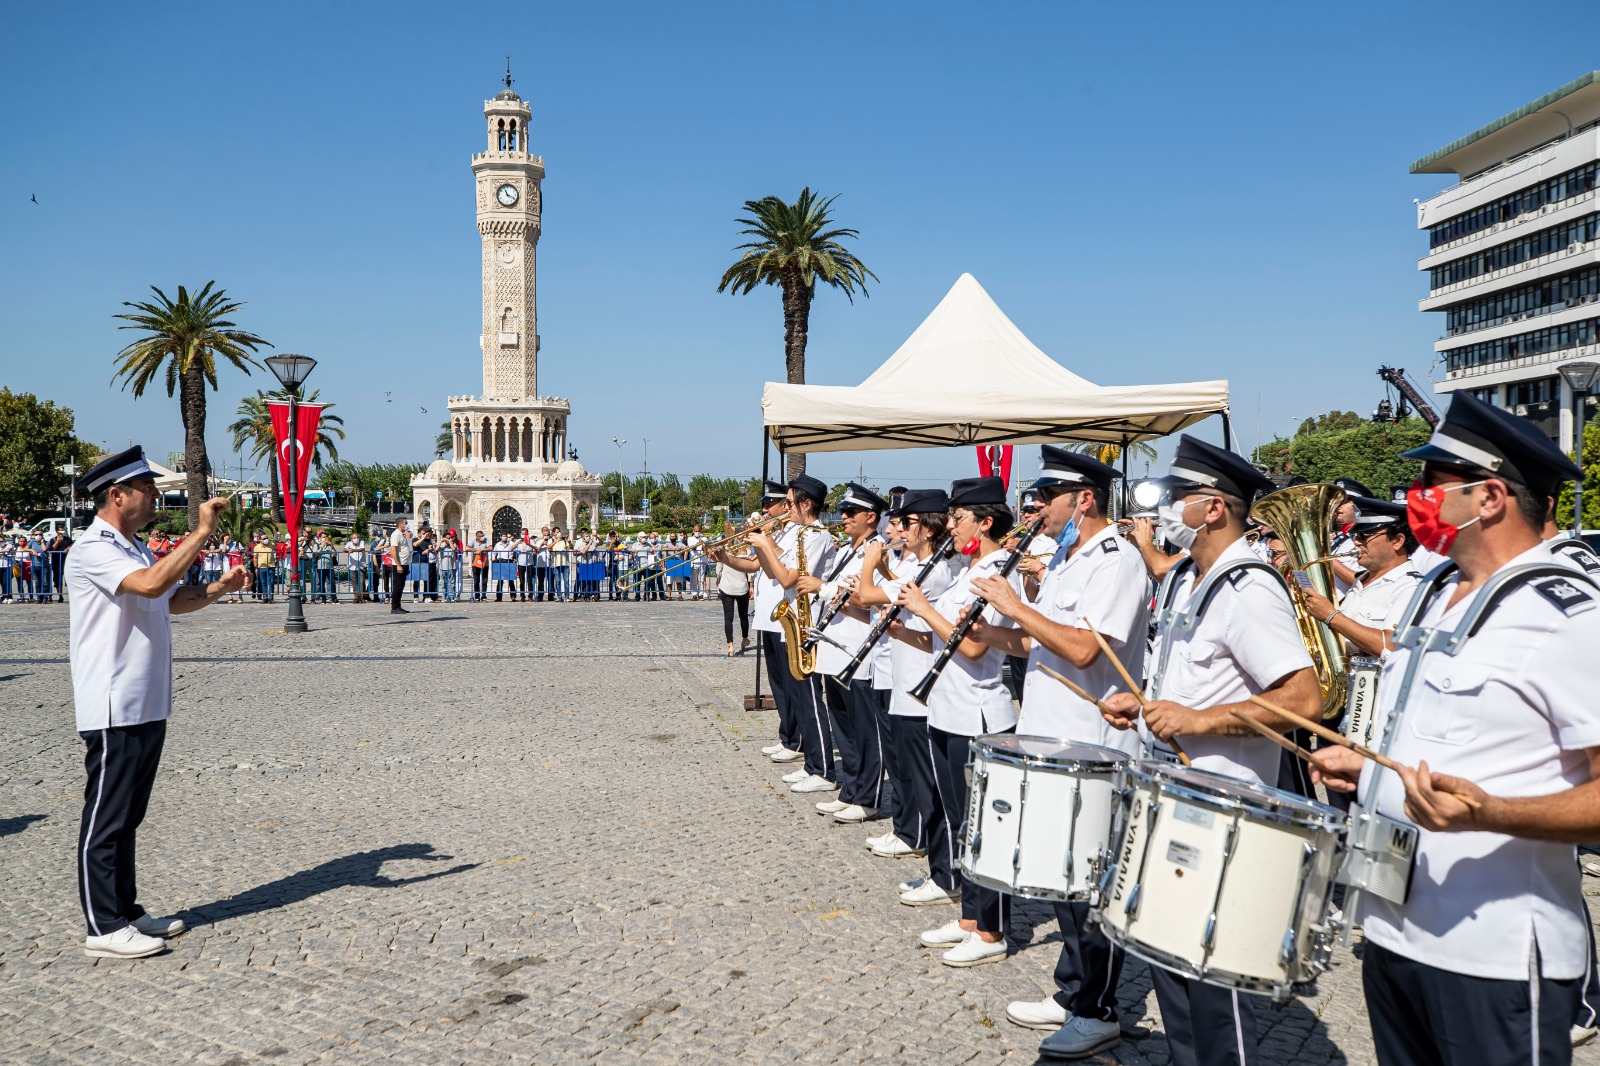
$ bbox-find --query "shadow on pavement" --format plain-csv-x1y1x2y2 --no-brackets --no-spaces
0,813,47,838
184,842,479,927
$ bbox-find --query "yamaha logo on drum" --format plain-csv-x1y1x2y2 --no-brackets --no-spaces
990,799,1012,814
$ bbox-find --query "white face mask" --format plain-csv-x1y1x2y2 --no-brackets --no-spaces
1157,496,1210,551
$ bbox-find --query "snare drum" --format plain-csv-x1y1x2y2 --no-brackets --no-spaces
1095,761,1347,1002
959,735,1130,901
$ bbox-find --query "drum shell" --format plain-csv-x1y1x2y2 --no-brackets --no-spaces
1095,760,1346,1002
959,735,1129,901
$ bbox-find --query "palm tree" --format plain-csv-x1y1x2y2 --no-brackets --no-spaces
112,282,270,529
227,390,346,521
718,188,876,479
435,421,452,459
1067,440,1159,468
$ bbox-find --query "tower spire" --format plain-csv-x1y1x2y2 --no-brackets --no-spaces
504,55,513,91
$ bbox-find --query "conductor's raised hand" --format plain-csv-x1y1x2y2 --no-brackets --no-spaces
1101,691,1142,731
197,495,231,531
971,573,1023,617
1310,745,1365,794
215,565,250,595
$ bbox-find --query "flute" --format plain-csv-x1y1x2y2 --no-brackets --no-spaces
835,534,956,686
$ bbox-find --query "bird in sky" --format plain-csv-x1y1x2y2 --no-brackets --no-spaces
385,390,392,403
30,194,38,204
420,406,428,413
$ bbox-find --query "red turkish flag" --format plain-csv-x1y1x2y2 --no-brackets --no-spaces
975,445,1014,490
268,401,323,570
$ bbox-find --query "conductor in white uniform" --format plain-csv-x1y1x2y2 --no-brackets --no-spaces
65,447,248,959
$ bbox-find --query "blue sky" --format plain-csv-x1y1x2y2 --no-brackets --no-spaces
3,2,1596,492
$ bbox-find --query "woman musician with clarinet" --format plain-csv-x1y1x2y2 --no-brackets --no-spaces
892,476,1038,968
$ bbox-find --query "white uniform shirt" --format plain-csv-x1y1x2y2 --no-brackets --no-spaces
64,518,178,732
1019,525,1151,754
751,523,796,635
815,536,878,677
1410,545,1449,576
1147,537,1315,785
924,548,1022,736
1329,530,1360,595
1356,542,1600,980
880,552,961,716
1338,561,1423,635
1549,533,1600,578
767,524,837,634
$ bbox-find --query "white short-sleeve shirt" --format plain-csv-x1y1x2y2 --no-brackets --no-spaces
1356,542,1600,981
766,523,837,634
923,548,1021,737
815,536,880,677
64,518,178,732
1019,525,1151,754
1338,561,1423,634
880,552,961,715
1148,537,1315,785
751,523,796,634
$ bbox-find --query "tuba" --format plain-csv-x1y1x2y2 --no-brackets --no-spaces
1249,483,1349,721
771,524,818,680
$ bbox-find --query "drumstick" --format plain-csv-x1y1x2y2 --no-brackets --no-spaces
1037,664,1112,711
1228,710,1328,775
1245,693,1483,811
1083,618,1191,767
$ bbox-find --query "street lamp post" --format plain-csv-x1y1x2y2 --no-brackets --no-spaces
1560,361,1600,538
265,353,318,634
611,436,627,530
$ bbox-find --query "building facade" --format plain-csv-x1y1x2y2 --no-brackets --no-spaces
1414,71,1600,450
411,77,600,538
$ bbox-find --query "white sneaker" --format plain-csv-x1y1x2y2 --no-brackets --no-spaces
770,747,804,763
870,835,925,858
1039,1014,1121,1058
1574,1024,1599,1047
899,875,928,893
815,799,849,814
832,804,877,823
901,879,960,906
1005,996,1068,1031
1582,854,1600,878
761,743,784,756
791,775,839,794
84,925,167,959
865,831,894,849
942,932,1008,967
131,914,186,938
782,768,810,784
918,919,968,947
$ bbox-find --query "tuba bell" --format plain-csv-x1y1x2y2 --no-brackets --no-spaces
1249,483,1349,721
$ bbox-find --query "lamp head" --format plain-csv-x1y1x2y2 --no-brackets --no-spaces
1559,361,1600,395
265,353,317,391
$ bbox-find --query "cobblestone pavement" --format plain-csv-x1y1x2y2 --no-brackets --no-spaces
2,600,1597,1065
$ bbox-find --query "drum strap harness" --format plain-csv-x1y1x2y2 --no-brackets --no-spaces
1143,555,1288,762
1338,561,1599,926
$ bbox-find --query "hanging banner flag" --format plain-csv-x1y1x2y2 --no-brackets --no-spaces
975,445,1014,490
268,401,323,572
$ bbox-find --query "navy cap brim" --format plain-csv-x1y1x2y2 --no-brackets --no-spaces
1400,442,1481,468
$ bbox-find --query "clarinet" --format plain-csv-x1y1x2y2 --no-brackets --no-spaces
908,515,1046,705
835,533,956,686
802,534,884,655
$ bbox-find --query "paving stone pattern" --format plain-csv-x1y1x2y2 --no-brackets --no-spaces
1,601,1597,1065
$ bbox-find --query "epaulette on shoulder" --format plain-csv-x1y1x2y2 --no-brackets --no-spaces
1100,538,1119,554
1529,574,1597,617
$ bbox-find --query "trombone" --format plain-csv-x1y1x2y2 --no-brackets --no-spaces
613,512,785,592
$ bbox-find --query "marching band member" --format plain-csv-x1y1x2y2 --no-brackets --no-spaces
854,490,959,863
894,476,1021,967
1300,497,1422,659
1313,392,1600,1066
746,475,838,794
1544,499,1600,577
801,482,889,823
1100,436,1321,1066
1325,477,1372,593
716,482,803,765
963,448,1151,1058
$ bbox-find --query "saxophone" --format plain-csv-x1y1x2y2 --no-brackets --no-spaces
771,524,818,681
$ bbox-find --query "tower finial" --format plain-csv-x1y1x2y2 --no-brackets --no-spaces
504,56,513,90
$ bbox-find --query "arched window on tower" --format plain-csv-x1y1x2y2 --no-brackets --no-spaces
509,119,518,152
497,119,506,151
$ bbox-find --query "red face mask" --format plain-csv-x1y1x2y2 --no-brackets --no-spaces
1405,478,1485,554
959,536,981,556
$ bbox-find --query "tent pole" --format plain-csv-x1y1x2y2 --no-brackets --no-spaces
752,428,770,713
1119,437,1129,520
1220,410,1234,452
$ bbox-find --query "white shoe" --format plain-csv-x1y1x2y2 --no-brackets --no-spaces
865,831,894,849
943,932,1008,968
1582,854,1600,878
761,743,784,756
832,804,877,823
1039,1014,1122,1058
899,875,928,893
770,747,804,763
870,835,925,858
84,925,167,959
815,799,849,814
1005,996,1068,1031
131,914,186,939
901,879,960,906
782,768,810,784
791,775,839,794
1574,1024,1599,1047
918,920,968,947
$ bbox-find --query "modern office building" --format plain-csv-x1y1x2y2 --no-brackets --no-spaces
1414,72,1600,450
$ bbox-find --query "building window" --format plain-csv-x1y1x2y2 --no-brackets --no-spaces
497,119,506,151
1443,263,1600,336
1445,316,1600,373
1429,213,1600,290
1429,161,1600,249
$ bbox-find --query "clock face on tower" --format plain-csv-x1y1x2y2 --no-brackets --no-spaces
496,183,519,207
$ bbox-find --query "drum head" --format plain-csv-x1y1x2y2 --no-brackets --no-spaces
1126,759,1343,826
978,733,1131,767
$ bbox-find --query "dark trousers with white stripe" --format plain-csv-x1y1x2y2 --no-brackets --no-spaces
928,725,1006,934
1577,893,1599,1030
761,631,801,753
1150,966,1258,1066
890,714,936,850
873,686,899,824
775,645,833,781
1051,899,1123,1021
1364,941,1579,1066
77,720,167,936
823,677,885,809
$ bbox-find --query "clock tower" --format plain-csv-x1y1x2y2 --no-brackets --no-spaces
410,70,600,543
471,74,543,400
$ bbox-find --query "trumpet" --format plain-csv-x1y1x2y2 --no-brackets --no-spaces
613,513,785,591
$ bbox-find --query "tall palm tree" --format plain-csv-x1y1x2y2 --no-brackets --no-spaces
227,390,345,521
1067,440,1159,468
718,188,876,479
112,282,270,529
435,420,452,459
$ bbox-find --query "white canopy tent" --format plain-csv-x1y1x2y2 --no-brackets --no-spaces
761,273,1231,454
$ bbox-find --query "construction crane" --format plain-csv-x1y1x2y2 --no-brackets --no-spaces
1374,365,1440,429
